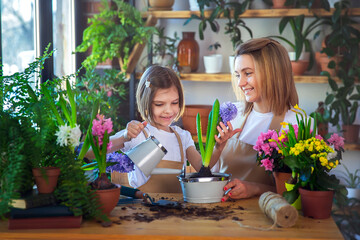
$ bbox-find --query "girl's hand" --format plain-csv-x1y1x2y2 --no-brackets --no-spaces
214,121,241,150
124,121,147,141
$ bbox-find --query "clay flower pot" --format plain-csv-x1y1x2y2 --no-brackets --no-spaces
273,172,291,196
299,188,334,219
95,186,121,215
32,167,61,194
182,105,212,136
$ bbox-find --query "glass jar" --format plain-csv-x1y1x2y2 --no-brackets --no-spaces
177,32,199,72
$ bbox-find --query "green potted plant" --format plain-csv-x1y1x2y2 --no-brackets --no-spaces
337,164,360,200
184,0,253,73
203,42,222,73
150,26,179,68
310,101,330,139
0,49,109,222
321,0,360,143
75,0,156,72
269,14,324,75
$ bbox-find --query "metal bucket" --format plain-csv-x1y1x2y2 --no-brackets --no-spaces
177,173,231,203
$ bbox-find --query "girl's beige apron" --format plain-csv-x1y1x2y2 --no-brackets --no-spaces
219,111,285,185
138,127,184,193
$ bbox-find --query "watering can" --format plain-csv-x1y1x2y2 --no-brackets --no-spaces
126,136,183,177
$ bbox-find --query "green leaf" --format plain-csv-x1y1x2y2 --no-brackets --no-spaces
203,99,220,167
196,113,205,159
66,79,77,128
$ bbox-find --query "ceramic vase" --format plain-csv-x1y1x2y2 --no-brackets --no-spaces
273,172,291,196
32,167,61,194
177,32,199,72
182,105,212,136
203,54,223,73
299,188,334,219
95,186,121,215
148,0,175,11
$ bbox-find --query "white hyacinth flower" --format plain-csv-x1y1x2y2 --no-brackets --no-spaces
69,124,81,148
55,124,71,147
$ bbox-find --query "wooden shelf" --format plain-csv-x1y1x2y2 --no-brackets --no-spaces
136,72,333,83
142,8,360,19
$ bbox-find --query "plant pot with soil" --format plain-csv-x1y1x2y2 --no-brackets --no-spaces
178,99,237,203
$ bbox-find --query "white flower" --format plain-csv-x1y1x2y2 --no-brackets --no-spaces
69,124,81,148
55,125,71,147
55,124,81,148
327,146,337,160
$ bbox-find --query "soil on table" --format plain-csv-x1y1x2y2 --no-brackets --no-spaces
115,197,245,224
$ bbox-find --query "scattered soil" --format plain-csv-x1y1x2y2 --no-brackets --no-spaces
117,197,245,223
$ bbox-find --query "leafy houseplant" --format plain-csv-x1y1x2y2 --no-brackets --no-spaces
75,69,129,133
0,50,108,221
75,0,155,72
270,14,324,72
184,0,253,49
150,26,179,68
338,165,360,189
204,42,222,73
321,0,360,140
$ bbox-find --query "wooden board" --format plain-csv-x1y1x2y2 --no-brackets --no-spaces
0,193,344,240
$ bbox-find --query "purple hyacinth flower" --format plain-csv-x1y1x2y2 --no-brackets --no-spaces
219,102,237,127
106,152,135,173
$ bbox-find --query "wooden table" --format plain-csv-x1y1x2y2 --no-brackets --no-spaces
0,193,344,240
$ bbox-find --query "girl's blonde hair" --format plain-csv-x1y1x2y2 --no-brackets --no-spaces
231,38,299,115
136,65,185,123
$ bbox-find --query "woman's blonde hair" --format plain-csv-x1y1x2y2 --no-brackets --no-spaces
231,38,299,115
136,65,185,123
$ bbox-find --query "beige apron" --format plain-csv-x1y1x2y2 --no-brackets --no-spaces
138,127,184,193
219,110,285,185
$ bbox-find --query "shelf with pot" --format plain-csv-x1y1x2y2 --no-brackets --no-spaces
142,8,360,19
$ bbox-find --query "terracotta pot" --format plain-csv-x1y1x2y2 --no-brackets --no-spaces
32,167,61,194
342,124,360,143
272,0,290,8
291,60,309,76
177,32,199,73
273,172,292,196
182,105,212,136
318,122,329,139
299,188,334,219
95,186,121,215
149,0,174,10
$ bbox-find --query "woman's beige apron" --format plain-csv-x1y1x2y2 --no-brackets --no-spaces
219,111,285,185
138,127,184,193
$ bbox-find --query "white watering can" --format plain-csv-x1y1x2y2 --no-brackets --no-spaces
126,136,182,177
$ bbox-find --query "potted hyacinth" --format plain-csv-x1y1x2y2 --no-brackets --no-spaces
81,113,134,215
178,99,236,203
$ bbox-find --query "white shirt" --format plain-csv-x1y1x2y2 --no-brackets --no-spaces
116,123,195,188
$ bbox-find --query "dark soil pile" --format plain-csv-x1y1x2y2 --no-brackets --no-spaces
189,165,214,178
116,197,245,223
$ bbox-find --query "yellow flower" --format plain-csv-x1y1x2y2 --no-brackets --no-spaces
294,104,300,110
280,122,288,128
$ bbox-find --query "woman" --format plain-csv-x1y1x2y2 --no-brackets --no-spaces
212,38,299,201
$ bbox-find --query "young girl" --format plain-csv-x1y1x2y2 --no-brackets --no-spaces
104,65,213,193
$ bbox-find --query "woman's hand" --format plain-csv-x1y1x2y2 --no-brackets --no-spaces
221,179,275,202
124,121,147,141
221,179,255,201
214,121,241,150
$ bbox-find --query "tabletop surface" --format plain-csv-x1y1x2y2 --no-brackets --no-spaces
0,193,344,240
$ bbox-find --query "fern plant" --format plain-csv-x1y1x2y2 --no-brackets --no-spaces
0,48,109,222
